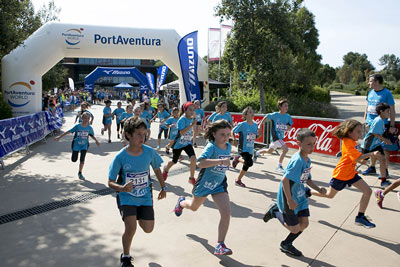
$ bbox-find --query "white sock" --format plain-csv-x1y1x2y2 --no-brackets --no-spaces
275,211,284,225
122,254,130,258
278,163,282,167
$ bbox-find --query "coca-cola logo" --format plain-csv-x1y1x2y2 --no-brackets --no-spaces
284,123,336,152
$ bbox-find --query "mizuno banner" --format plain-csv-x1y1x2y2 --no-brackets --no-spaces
146,73,155,93
156,65,168,91
178,31,201,102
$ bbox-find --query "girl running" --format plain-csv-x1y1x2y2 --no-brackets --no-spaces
193,100,205,148
164,107,179,155
173,119,233,255
153,103,170,149
74,102,94,125
101,100,113,143
211,101,233,124
112,101,125,139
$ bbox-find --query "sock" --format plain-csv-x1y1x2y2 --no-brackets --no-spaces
122,254,130,258
278,163,282,167
283,231,302,245
357,212,364,218
275,211,284,225
78,171,82,174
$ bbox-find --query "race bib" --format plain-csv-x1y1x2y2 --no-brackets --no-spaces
77,131,89,138
276,123,287,132
196,114,201,121
300,167,311,184
126,171,149,197
367,105,377,115
246,133,256,147
215,155,230,172
179,130,193,144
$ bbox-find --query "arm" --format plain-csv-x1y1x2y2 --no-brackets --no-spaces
89,135,100,147
232,129,238,146
153,168,167,200
108,179,132,192
372,133,391,145
54,131,70,141
389,104,396,132
197,158,229,169
306,179,326,194
282,177,297,210
179,120,196,135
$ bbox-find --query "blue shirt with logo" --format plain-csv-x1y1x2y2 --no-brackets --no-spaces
194,108,205,122
266,112,293,141
366,88,394,126
194,141,231,197
362,116,385,151
212,112,233,124
108,145,163,206
103,107,112,125
157,110,170,129
233,121,258,154
141,110,152,128
69,123,95,151
165,117,179,140
112,108,125,123
173,116,194,149
277,152,311,215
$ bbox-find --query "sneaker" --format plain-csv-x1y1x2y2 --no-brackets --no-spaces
232,155,240,169
380,180,392,188
386,169,389,178
120,254,134,267
362,166,376,175
156,145,160,149
214,242,233,255
165,148,170,155
235,180,246,187
263,202,278,223
280,241,302,257
108,140,111,143
276,165,285,174
253,151,258,162
375,189,384,209
174,196,185,216
194,143,197,148
355,215,376,228
162,168,168,181
117,134,120,139
304,187,311,198
188,177,196,185
78,173,85,180
179,156,184,162
101,128,104,135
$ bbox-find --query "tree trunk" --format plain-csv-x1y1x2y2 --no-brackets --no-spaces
257,73,266,113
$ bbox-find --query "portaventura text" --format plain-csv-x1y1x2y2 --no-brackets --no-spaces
94,34,161,46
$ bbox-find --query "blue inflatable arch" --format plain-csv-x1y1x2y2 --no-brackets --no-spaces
84,67,149,92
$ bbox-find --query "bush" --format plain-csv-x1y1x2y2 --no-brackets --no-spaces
287,95,338,118
0,92,13,120
329,83,344,90
305,86,330,103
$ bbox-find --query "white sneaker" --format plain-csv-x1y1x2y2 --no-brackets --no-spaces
276,166,285,174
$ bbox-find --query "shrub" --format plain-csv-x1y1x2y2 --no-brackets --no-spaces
0,92,13,120
305,86,330,103
287,95,338,118
329,83,343,90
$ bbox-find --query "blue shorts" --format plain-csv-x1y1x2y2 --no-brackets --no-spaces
330,173,362,191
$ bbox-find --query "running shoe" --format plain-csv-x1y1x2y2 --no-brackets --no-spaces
214,242,233,255
120,254,134,267
188,177,196,185
194,143,197,148
263,202,278,223
232,155,240,169
174,196,185,216
156,145,160,149
253,151,258,162
165,148,170,155
374,189,384,209
280,241,302,257
355,215,376,228
380,180,392,188
78,173,85,181
162,168,168,181
258,148,269,155
276,165,285,174
108,140,111,143
235,180,246,187
362,166,376,175
117,134,120,139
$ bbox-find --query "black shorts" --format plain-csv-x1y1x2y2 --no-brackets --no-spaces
283,209,310,226
71,150,87,163
196,121,202,125
117,195,154,221
330,173,362,191
158,127,168,139
172,145,195,163
362,145,384,155
240,152,253,171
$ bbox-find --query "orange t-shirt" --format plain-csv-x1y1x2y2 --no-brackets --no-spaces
332,138,362,181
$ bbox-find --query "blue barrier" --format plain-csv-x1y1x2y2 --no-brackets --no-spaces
0,107,64,168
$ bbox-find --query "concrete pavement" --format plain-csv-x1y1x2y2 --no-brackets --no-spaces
0,101,399,267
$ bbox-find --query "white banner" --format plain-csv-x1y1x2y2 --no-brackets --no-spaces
221,25,232,58
208,28,220,61
68,78,75,91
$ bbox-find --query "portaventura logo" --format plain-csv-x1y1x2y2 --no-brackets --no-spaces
5,81,36,108
94,34,161,46
62,28,84,45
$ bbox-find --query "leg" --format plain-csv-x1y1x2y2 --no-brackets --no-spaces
180,195,207,211
370,155,376,167
298,216,309,232
122,216,137,255
352,179,372,213
383,178,400,195
211,192,231,243
189,155,196,178
107,124,111,140
164,160,175,173
193,124,198,144
236,170,247,182
138,219,154,233
279,145,289,164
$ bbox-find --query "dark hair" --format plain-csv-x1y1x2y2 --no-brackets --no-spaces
216,101,227,109
124,117,147,141
376,102,390,115
297,128,316,142
204,119,232,141
278,98,288,109
332,119,362,139
242,106,253,120
105,100,111,104
369,73,383,84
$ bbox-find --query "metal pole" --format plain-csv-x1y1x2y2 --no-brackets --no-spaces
217,24,221,82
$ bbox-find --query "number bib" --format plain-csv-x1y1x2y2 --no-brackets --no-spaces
300,167,312,184
126,171,149,197
367,105,377,115
215,155,230,172
179,130,193,145
276,123,287,132
246,133,256,147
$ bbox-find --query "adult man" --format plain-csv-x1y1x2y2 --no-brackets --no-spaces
150,92,159,116
363,74,396,187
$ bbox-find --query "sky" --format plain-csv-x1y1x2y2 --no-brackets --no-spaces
31,0,400,70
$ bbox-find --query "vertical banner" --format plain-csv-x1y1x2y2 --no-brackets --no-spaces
156,65,168,91
178,31,201,102
208,28,220,61
68,78,75,91
220,25,232,57
145,73,155,93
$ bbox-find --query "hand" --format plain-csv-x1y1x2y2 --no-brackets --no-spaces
55,137,60,142
288,199,297,210
384,138,392,145
96,140,100,147
221,159,230,166
122,181,133,192
389,126,396,134
359,159,368,165
158,190,166,200
319,187,327,194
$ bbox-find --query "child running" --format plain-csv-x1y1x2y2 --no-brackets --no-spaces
263,128,325,257
74,102,94,125
257,98,293,174
164,107,180,155
112,101,125,139
375,178,400,208
101,99,113,143
141,102,152,142
162,102,197,185
211,101,233,124
206,105,220,126
361,103,392,187
55,112,100,180
108,117,167,267
173,119,233,255
311,119,377,228
193,100,205,148
231,107,262,187
153,103,170,149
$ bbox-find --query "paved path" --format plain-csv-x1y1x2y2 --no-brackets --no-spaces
0,101,399,267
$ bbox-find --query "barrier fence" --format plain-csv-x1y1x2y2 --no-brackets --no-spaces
0,107,64,169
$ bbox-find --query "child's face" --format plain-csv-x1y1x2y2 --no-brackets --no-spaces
381,108,390,119
279,102,289,113
133,108,141,116
81,105,87,110
81,113,90,123
127,127,146,146
220,104,227,113
298,136,316,154
117,103,122,108
106,102,111,107
173,110,179,117
126,106,133,113
348,125,363,141
158,105,164,111
213,127,231,144
195,102,200,109
245,108,254,120
186,105,195,117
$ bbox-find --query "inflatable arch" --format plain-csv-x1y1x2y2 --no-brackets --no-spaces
1,22,209,116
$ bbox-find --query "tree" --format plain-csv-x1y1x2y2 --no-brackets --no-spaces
341,52,374,83
316,64,336,87
379,54,400,81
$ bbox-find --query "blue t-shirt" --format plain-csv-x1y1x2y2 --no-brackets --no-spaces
173,116,194,149
194,141,232,197
103,107,112,125
266,112,293,141
233,121,258,154
69,124,95,151
165,117,179,140
157,110,170,129
141,110,152,128
194,108,205,122
120,112,133,122
208,112,218,122
108,145,163,206
112,108,125,123
362,116,385,150
212,112,233,123
277,152,312,215
366,88,394,126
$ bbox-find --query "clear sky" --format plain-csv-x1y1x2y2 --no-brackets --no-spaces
32,0,400,70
